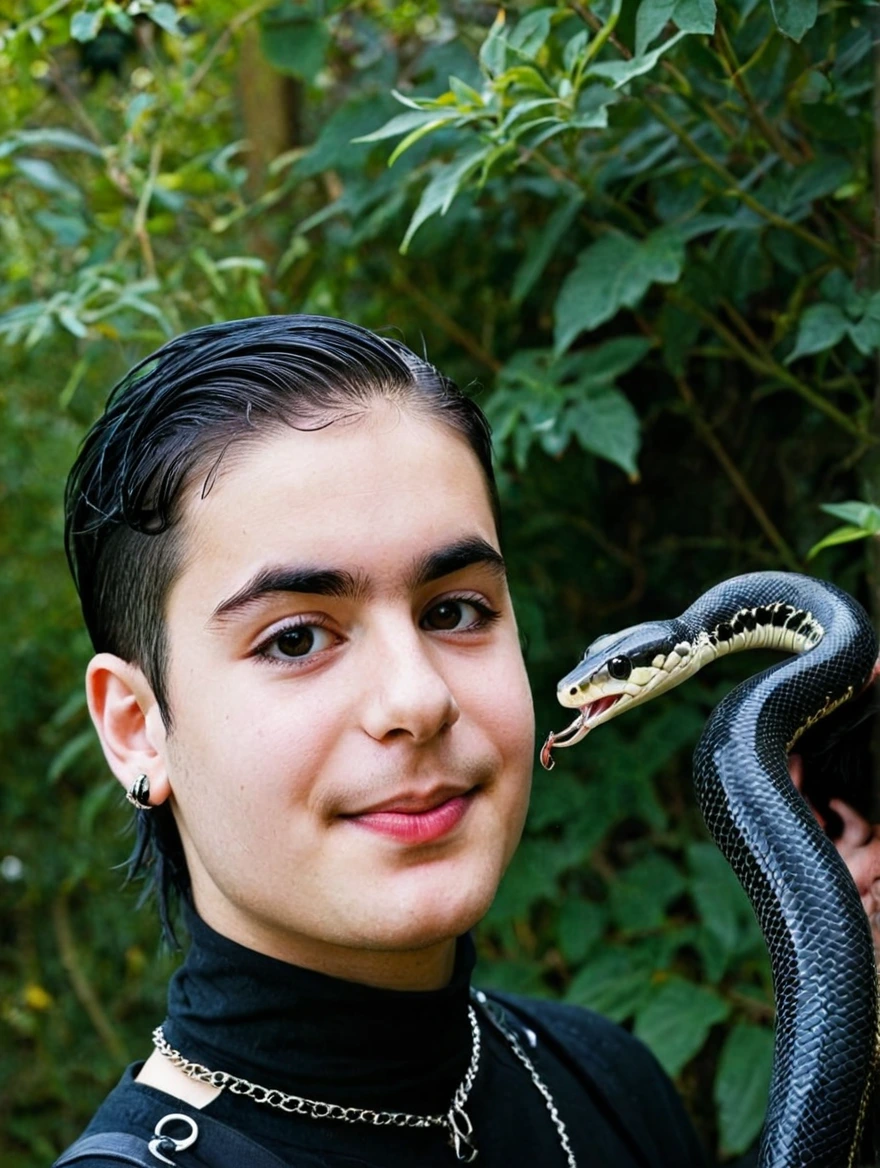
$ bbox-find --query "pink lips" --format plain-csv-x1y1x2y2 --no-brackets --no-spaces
347,792,473,844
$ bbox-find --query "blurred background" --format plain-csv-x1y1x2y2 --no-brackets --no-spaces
1,1,877,1163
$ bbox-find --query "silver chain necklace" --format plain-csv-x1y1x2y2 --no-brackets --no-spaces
151,989,577,1165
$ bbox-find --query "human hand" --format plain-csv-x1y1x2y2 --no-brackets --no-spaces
790,753,880,950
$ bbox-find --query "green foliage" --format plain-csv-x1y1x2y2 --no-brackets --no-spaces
714,1023,775,1154
2,1,879,1163
809,500,880,558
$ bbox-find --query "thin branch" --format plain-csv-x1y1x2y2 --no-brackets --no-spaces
132,141,162,278
719,297,765,354
7,0,74,41
571,3,740,140
715,22,803,166
675,376,801,571
646,100,853,271
52,892,127,1063
677,294,873,441
391,271,501,373
727,987,774,1022
45,60,105,147
186,0,278,95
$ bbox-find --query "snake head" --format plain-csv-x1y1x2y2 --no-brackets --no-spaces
541,621,697,769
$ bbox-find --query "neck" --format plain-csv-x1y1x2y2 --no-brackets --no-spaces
161,906,477,1114
193,897,458,990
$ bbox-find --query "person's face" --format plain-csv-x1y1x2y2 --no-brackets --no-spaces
137,403,534,978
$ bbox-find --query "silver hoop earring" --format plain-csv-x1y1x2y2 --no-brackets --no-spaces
126,773,152,810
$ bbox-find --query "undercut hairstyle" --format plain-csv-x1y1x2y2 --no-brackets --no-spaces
64,315,499,939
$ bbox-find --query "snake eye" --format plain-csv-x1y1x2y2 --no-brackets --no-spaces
607,655,632,680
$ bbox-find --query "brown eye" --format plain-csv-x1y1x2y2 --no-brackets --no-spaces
425,601,466,631
276,627,316,657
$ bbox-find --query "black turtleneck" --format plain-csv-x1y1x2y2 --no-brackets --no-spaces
163,908,476,1117
76,911,706,1167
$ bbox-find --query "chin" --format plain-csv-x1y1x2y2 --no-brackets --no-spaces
360,865,500,951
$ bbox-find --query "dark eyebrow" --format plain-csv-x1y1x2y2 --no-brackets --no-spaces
209,566,367,624
208,537,506,626
409,537,506,588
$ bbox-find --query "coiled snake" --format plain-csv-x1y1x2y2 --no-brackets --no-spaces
541,572,879,1168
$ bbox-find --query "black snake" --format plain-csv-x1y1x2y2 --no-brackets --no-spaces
541,572,879,1167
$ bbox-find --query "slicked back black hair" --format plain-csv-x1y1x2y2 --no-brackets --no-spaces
65,315,499,939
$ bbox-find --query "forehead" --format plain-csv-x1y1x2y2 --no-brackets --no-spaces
170,404,498,607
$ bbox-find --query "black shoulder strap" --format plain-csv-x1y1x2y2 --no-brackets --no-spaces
53,1110,293,1168
481,989,706,1168
54,1132,153,1167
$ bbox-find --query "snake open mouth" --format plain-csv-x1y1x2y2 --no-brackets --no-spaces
540,694,623,770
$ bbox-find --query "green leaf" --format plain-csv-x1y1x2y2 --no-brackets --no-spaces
58,354,89,406
769,0,818,41
820,500,880,531
634,977,729,1076
14,158,81,199
848,292,880,356
125,92,156,130
400,147,488,253
714,1023,774,1155
487,837,573,922
70,9,103,42
149,3,181,35
807,524,877,560
57,306,87,338
50,690,88,727
785,302,849,363
636,0,675,55
261,14,330,82
496,64,556,97
48,729,97,783
567,388,641,478
590,31,687,87
297,94,397,178
511,194,584,305
507,8,554,59
0,128,103,158
608,854,686,932
448,75,485,107
558,899,607,965
353,110,457,145
567,948,656,1022
554,230,684,354
687,843,737,946
565,335,652,389
474,958,547,995
563,29,590,73
570,84,618,129
672,0,716,36
687,841,752,966
635,0,714,53
498,97,561,136
479,9,508,77
79,778,118,834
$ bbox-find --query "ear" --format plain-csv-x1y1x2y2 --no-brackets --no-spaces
85,653,172,808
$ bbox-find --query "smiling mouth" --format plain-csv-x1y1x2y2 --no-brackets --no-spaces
343,789,478,844
540,695,623,770
343,785,478,818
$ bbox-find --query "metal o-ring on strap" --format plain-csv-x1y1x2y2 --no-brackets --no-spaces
147,1113,199,1166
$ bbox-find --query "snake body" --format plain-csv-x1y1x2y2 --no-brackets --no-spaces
542,572,879,1167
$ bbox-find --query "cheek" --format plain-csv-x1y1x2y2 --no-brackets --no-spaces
497,649,536,750
468,650,535,780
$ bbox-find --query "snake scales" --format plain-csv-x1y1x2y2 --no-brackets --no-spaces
542,572,879,1167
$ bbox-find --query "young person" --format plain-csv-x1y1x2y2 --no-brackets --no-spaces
55,315,708,1167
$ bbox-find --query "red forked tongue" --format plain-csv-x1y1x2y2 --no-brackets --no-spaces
540,693,623,771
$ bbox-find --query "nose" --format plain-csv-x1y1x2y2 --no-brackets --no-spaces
360,618,460,744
